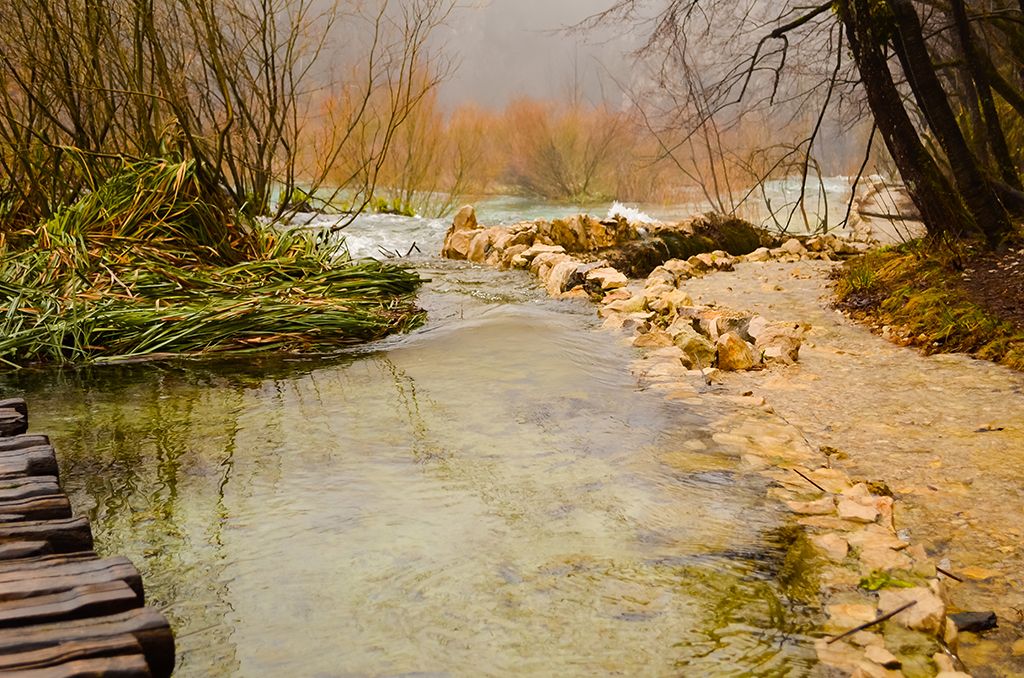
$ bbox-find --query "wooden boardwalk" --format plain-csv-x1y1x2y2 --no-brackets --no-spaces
0,398,174,677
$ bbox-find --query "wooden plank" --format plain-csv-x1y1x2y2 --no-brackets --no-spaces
0,608,175,678
0,542,53,561
0,518,93,554
0,446,60,481
0,553,98,574
0,409,28,437
0,477,62,502
0,398,28,418
0,556,144,602
2,654,151,677
0,496,72,522
0,436,50,452
0,580,139,629
0,634,142,671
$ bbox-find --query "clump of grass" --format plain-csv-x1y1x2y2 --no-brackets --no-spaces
834,242,1024,370
0,158,425,368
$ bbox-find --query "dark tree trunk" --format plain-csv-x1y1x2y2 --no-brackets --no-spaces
888,0,1012,246
839,0,978,240
950,0,1022,190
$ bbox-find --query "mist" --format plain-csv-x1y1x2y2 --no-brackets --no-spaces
435,0,634,108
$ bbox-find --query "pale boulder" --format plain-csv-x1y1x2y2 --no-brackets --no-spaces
781,237,807,255
754,321,804,364
746,247,771,262
633,329,674,348
877,585,946,635
586,267,628,291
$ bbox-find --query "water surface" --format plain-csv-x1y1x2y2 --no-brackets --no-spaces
1,259,820,675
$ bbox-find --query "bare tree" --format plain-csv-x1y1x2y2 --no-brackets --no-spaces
0,0,454,229
587,0,1024,245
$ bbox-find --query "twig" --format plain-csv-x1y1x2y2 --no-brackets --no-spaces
936,566,964,583
792,468,828,494
827,601,917,644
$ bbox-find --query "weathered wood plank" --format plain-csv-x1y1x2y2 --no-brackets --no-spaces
0,446,60,481
0,496,72,522
0,608,174,678
0,556,144,602
0,553,98,574
0,398,28,419
0,409,28,437
2,653,151,677
0,436,50,452
0,580,139,629
0,518,93,554
0,542,53,561
0,477,62,502
0,634,142,671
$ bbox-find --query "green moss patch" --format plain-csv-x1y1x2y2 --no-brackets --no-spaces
834,243,1024,370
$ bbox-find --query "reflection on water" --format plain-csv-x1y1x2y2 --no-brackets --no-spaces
1,263,819,676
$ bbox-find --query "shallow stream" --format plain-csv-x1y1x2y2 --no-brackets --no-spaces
0,211,825,675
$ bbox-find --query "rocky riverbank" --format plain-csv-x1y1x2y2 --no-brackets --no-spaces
441,206,995,677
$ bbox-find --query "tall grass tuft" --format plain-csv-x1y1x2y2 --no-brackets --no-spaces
0,159,425,368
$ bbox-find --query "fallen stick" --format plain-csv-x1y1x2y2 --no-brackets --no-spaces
827,601,916,644
936,566,964,583
792,468,828,494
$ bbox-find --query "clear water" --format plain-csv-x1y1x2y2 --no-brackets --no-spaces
0,228,822,675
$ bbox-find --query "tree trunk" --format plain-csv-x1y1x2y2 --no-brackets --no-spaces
840,0,978,240
949,0,1021,190
888,0,1012,245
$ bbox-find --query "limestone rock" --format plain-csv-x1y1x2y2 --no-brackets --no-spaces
662,258,696,278
501,244,530,269
716,332,757,371
633,329,674,348
810,533,849,562
529,251,568,276
586,267,628,291
645,266,677,288
877,585,947,635
521,243,566,262
442,228,478,260
441,205,482,259
546,259,585,296
600,295,646,316
838,498,879,523
648,289,694,318
754,321,804,364
452,204,478,232
781,237,807,255
859,546,913,571
672,325,716,369
746,247,771,262
787,497,836,515
466,230,492,263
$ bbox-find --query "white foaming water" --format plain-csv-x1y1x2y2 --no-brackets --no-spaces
291,212,450,260
607,201,657,224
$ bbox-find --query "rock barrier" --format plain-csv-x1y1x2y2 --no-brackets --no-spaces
442,205,973,677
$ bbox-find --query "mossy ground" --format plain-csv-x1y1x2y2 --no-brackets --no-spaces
833,241,1024,370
